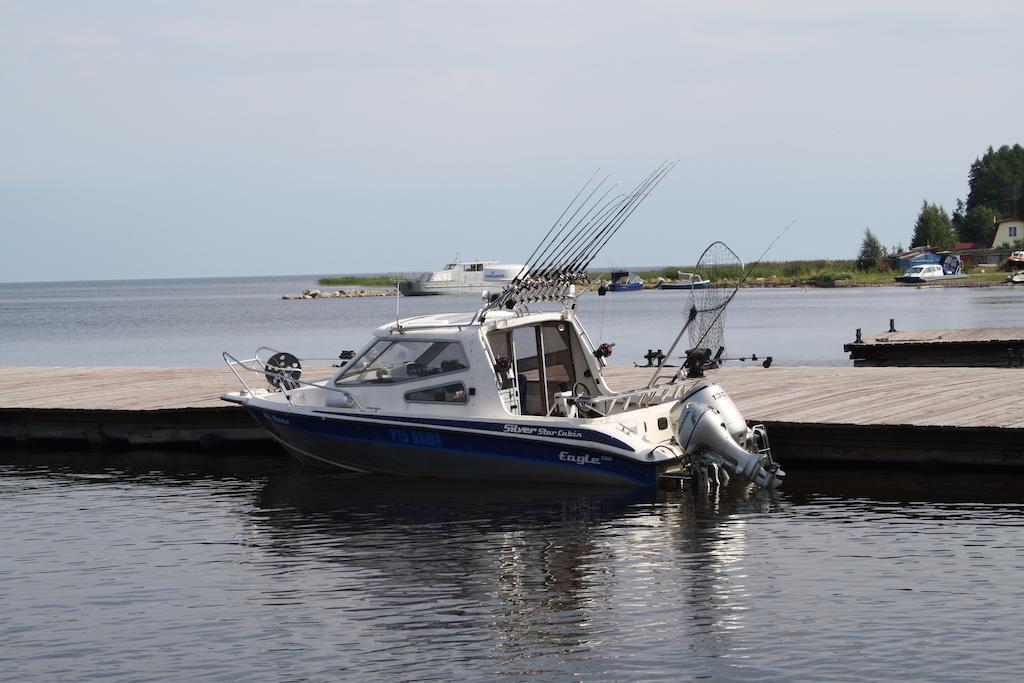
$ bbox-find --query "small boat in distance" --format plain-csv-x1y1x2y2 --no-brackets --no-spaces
895,264,946,283
606,270,645,291
658,272,710,290
895,254,966,284
1008,250,1024,270
399,260,524,296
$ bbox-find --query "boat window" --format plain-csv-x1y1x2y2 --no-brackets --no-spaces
335,340,469,385
540,323,575,391
512,326,544,415
404,383,468,404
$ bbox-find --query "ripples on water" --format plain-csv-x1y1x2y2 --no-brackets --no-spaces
2,451,1022,681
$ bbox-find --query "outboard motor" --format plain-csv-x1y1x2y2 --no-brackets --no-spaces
675,381,785,489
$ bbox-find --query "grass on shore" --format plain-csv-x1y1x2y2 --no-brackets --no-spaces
594,259,1011,287
320,260,1012,288
318,275,402,287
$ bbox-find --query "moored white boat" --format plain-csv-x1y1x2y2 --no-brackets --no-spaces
658,272,710,290
399,260,524,296
223,165,784,490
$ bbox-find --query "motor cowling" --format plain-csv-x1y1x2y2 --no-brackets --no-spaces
675,382,785,489
681,381,749,445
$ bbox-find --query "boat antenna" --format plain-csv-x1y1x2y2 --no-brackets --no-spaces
394,274,402,332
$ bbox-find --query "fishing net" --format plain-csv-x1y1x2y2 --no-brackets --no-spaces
688,241,743,357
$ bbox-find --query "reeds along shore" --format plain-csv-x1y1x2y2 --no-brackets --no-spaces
282,288,398,300
315,261,1015,291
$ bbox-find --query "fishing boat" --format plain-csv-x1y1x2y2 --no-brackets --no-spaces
606,270,645,292
1007,270,1024,284
398,260,524,296
223,164,784,490
1008,251,1024,270
658,272,710,290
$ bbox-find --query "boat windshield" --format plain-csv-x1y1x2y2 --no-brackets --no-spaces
336,339,469,385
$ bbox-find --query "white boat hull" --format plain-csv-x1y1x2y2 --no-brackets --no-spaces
399,281,507,296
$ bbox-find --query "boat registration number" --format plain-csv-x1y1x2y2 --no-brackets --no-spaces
388,428,443,448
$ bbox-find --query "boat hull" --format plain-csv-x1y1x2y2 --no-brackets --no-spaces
894,274,967,284
658,282,709,290
246,406,666,487
398,281,513,296
607,282,644,292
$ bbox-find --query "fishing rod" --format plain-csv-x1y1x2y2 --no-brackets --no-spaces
535,192,628,280
518,168,603,275
537,163,666,280
494,188,628,308
530,198,632,301
578,161,677,273
547,164,667,283
522,174,614,277
486,162,677,311
531,163,676,303
530,182,621,279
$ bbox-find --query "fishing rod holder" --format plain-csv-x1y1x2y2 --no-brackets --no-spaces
718,353,773,368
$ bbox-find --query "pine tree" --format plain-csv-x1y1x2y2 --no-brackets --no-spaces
856,228,886,271
910,201,957,250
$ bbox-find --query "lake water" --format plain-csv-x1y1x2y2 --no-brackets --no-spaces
2,275,1024,367
2,277,1024,680
2,450,1023,681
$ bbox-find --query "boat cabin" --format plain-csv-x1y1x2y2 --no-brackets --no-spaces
329,311,603,418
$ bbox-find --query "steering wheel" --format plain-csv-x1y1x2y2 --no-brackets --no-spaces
570,381,606,417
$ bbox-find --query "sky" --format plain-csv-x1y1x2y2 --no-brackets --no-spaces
2,0,1023,283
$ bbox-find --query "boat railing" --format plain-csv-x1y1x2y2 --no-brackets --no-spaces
222,349,365,411
559,379,690,416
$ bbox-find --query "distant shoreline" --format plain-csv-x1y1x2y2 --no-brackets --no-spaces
317,272,1014,290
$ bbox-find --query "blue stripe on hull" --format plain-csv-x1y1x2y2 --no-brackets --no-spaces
248,407,661,487
311,409,633,451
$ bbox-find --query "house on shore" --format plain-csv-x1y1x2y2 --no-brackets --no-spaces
991,218,1024,249
891,247,942,272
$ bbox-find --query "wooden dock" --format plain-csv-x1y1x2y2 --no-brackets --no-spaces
844,327,1024,367
1,365,1023,469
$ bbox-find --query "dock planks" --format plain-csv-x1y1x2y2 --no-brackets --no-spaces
607,365,1024,429
843,327,1024,367
1,364,1023,467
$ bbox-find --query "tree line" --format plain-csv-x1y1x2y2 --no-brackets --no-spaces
858,143,1024,270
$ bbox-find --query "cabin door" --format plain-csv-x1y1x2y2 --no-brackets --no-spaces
511,323,578,417
489,323,580,417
